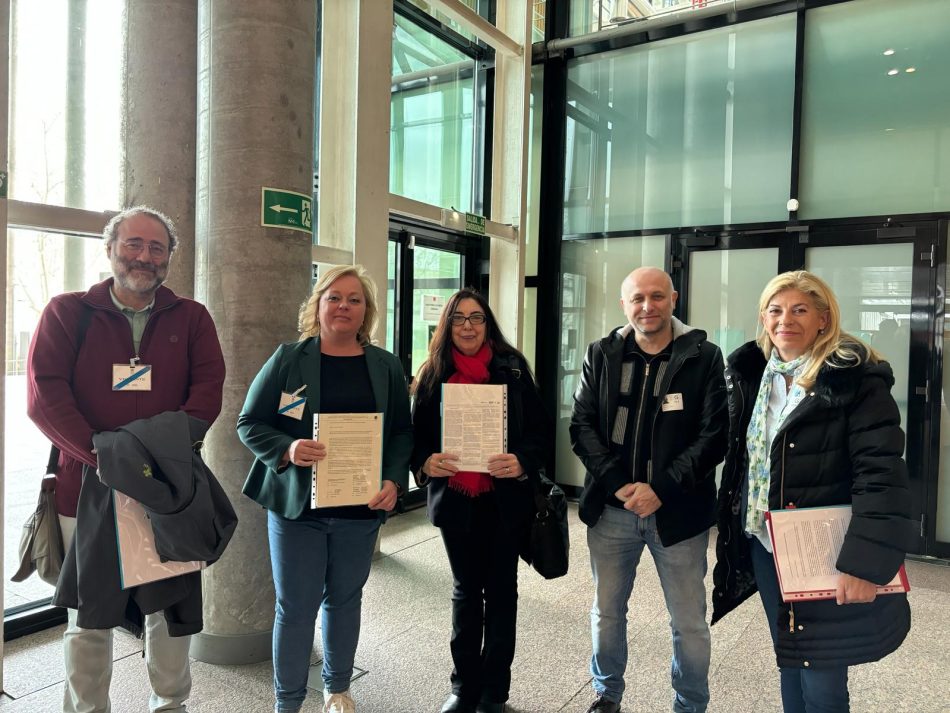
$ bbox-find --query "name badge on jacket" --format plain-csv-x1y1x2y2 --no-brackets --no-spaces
112,364,152,391
661,393,684,412
278,385,307,420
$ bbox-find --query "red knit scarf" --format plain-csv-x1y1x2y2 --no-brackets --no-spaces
446,343,494,498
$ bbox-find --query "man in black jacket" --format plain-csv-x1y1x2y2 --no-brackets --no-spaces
570,267,728,713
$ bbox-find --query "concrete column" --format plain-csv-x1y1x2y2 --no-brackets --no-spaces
488,0,530,349
318,0,392,328
193,0,315,664
122,0,198,298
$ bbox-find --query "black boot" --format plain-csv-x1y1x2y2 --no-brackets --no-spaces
441,694,477,713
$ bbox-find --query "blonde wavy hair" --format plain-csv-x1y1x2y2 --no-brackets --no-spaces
756,270,881,389
298,264,378,346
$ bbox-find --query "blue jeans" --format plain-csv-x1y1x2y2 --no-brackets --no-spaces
267,512,380,713
588,506,711,712
749,537,850,713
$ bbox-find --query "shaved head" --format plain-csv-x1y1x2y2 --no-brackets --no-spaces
619,266,677,350
621,267,673,299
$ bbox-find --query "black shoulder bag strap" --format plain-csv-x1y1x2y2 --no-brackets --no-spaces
46,303,95,476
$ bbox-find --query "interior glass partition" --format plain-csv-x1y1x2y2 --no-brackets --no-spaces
798,0,950,220
564,13,796,234
9,0,123,211
568,0,755,39
390,13,477,212
5,230,111,612
555,235,666,487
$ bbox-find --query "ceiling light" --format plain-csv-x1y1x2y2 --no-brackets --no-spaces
905,67,916,73
887,69,899,76
883,49,895,56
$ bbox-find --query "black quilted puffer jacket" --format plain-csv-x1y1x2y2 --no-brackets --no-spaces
712,340,914,669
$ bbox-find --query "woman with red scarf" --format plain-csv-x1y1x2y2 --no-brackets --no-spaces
412,290,550,713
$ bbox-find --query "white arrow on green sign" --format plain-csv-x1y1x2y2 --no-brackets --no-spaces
261,187,313,234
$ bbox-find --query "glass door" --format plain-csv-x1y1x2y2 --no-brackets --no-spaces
388,222,480,506
674,221,943,556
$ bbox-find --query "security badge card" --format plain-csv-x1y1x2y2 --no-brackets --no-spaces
278,385,307,420
112,358,152,391
661,393,684,412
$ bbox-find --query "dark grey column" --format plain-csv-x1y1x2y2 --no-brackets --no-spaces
123,0,198,298
192,0,316,665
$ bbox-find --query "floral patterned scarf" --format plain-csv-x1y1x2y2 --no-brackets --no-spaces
744,350,808,536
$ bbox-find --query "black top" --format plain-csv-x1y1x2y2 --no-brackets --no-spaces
609,334,672,500
301,353,377,520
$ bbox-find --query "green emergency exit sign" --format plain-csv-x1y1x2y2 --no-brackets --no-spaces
261,187,313,234
465,212,486,236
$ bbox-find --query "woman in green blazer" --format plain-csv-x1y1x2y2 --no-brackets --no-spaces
237,265,412,713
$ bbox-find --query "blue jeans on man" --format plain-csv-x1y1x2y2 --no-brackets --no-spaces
267,512,380,713
588,506,711,712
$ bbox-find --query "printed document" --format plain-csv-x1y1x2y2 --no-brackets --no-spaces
113,492,203,590
441,383,507,472
312,412,383,507
767,505,909,602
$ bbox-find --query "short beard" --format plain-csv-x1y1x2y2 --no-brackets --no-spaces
113,255,167,295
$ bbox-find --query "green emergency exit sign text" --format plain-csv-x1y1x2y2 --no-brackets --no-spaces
465,212,486,236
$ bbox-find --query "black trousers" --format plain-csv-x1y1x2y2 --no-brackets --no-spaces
440,495,522,704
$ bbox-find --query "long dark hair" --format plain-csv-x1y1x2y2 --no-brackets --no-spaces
412,289,527,400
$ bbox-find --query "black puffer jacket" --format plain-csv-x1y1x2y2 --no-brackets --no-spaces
571,319,727,547
712,340,914,669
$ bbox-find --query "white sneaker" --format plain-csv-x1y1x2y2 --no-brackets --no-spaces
323,690,356,713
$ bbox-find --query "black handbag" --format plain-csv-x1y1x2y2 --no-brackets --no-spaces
522,470,569,579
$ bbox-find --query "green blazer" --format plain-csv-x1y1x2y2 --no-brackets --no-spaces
237,337,413,520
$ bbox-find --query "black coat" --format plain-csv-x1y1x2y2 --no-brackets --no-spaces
570,320,728,547
56,411,238,636
411,353,549,532
712,340,914,668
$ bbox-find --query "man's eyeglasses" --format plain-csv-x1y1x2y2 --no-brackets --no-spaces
450,313,486,326
118,239,169,258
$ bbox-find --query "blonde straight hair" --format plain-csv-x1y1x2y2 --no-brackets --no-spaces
756,270,881,389
298,264,379,346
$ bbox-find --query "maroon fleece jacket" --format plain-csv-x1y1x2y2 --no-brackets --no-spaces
26,278,225,516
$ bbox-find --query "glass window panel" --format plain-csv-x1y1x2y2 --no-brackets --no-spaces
525,66,543,276
522,287,537,372
10,0,123,210
408,0,481,44
386,241,398,354
805,244,913,437
5,230,112,612
799,0,950,219
411,247,462,377
391,15,476,212
939,262,950,543
569,1,751,38
687,247,778,489
564,14,795,234
556,235,666,486
688,248,779,359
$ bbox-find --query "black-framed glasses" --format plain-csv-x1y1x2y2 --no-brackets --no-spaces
118,239,168,258
450,312,486,326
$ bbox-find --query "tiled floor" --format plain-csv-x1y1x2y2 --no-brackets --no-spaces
2,505,949,712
